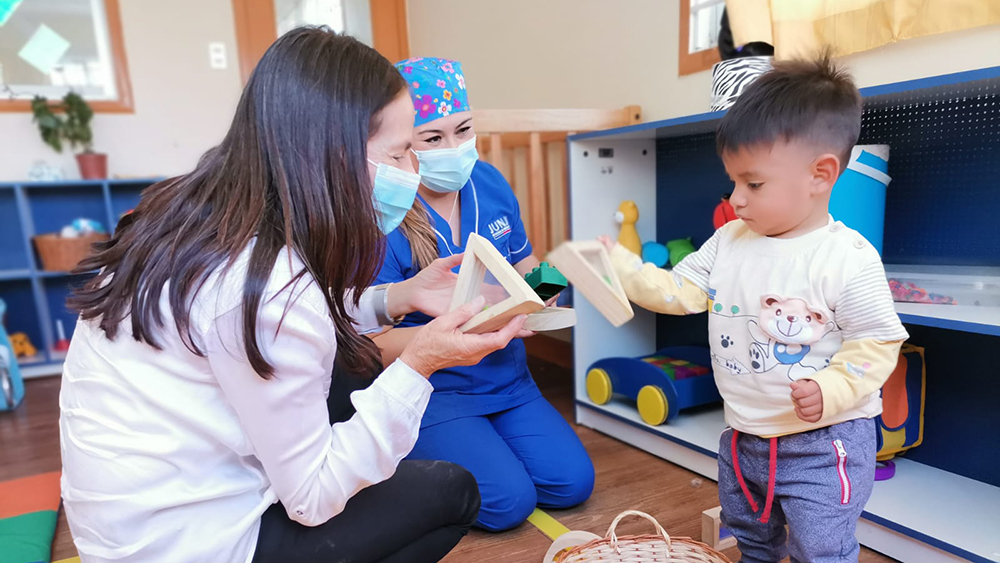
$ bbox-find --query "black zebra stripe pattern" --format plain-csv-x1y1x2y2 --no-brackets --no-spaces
710,56,774,112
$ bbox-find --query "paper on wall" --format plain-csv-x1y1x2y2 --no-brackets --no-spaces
18,23,71,75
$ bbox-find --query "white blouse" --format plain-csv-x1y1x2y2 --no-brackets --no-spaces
59,243,432,563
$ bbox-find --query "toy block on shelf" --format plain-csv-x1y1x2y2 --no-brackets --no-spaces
546,241,634,327
449,233,545,334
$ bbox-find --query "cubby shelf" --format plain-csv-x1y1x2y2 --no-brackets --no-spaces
0,179,158,378
567,66,1000,563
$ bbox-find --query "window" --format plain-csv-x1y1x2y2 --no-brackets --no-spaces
0,0,133,112
274,0,345,36
679,0,724,76
232,0,384,84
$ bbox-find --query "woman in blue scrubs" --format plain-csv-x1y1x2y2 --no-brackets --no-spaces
371,57,594,532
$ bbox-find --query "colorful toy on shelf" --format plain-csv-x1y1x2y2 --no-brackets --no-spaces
641,241,669,268
59,217,106,238
586,346,720,426
54,319,71,352
9,333,37,358
888,278,956,305
713,193,738,229
875,344,926,479
524,262,568,302
614,200,642,255
666,237,696,267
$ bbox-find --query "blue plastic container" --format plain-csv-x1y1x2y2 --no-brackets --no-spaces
0,298,25,412
830,145,891,254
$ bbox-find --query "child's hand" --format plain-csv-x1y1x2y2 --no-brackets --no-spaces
597,235,615,252
790,379,823,423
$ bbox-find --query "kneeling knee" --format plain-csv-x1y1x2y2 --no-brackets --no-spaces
476,475,537,532
546,457,595,508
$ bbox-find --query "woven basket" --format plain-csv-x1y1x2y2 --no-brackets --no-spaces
33,233,108,272
555,511,732,563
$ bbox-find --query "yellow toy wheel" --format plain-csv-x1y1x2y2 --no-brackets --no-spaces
637,385,669,426
586,368,613,405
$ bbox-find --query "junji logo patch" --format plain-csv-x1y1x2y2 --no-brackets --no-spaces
488,216,511,240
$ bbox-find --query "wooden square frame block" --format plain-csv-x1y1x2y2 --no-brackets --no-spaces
546,241,634,327
449,233,545,333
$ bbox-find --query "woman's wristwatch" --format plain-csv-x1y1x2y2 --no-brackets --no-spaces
372,283,405,326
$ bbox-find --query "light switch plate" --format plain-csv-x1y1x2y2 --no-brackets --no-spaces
208,42,227,70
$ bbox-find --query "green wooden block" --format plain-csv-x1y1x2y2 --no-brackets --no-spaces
524,262,568,301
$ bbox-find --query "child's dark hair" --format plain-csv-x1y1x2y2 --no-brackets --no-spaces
716,52,862,169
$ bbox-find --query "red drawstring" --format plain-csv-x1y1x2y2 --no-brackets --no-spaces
760,437,777,524
730,431,777,524
731,430,759,512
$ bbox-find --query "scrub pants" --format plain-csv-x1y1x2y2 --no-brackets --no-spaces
408,396,595,531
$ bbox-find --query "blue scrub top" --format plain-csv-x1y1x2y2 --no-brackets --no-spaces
375,160,541,428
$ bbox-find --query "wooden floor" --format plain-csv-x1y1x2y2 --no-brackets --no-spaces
1,358,896,563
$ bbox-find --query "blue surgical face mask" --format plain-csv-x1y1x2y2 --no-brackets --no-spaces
368,159,420,234
412,136,479,193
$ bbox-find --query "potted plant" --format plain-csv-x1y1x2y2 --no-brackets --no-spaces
30,92,107,180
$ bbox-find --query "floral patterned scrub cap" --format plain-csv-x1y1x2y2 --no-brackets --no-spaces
394,57,470,128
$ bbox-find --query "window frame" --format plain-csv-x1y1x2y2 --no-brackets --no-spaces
679,0,722,76
0,0,134,113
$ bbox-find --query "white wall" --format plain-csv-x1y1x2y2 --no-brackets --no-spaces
0,0,243,181
407,0,1000,121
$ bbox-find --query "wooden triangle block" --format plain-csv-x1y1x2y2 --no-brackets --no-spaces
449,233,545,333
546,241,634,327
524,306,577,332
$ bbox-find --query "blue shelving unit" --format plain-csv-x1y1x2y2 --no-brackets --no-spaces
568,67,1000,562
0,179,158,377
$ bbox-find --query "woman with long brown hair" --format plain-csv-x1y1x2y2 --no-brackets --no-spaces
58,28,525,563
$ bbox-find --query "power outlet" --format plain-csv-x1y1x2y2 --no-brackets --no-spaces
208,42,227,70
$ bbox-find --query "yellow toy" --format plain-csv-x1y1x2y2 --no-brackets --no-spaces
10,333,37,357
614,200,642,255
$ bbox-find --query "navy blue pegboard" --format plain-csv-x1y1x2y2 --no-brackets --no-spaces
654,131,728,349
654,131,729,248
861,75,1000,267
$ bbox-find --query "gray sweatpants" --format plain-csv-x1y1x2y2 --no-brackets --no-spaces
718,418,876,563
